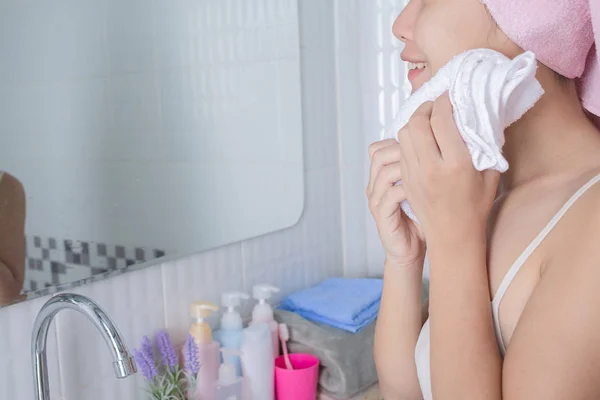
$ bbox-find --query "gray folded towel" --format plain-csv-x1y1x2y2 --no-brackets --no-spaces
274,309,378,399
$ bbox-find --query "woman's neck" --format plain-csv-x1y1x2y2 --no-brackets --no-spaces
500,71,600,192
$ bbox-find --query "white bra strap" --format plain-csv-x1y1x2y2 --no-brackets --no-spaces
492,172,600,354
493,173,600,309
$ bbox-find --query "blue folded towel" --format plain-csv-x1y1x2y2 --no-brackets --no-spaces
279,278,383,333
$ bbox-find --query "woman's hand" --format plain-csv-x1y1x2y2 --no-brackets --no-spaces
397,93,500,245
367,139,426,268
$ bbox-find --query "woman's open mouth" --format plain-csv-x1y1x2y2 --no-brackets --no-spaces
407,62,427,82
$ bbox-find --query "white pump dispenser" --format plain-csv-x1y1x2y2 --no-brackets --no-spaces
214,348,243,400
250,284,280,357
218,348,242,384
220,291,250,331
189,301,220,400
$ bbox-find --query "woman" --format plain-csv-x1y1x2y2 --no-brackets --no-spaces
368,0,600,399
0,171,26,306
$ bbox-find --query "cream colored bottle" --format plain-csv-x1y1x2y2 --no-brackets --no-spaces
190,301,220,400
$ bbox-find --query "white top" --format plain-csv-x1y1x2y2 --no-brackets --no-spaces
415,172,600,400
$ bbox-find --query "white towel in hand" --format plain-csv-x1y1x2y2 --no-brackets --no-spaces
383,49,544,222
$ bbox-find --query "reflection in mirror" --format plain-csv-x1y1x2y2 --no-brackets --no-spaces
0,172,27,305
0,0,304,306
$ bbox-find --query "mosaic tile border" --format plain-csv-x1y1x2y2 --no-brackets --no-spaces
23,235,166,294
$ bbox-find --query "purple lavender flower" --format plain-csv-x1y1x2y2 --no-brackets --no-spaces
183,334,200,375
134,336,159,381
134,348,158,381
141,336,154,360
156,330,178,372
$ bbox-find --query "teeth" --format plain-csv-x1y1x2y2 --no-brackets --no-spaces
408,62,427,70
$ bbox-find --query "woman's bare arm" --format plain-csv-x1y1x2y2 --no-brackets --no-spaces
428,232,503,400
375,259,427,400
0,173,26,305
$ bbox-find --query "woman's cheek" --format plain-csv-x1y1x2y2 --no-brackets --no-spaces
413,13,454,69
413,5,493,72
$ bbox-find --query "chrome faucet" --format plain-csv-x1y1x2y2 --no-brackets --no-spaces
32,293,137,399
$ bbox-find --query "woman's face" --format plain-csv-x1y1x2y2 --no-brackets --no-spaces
393,0,517,93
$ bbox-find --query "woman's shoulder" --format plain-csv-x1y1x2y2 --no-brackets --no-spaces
543,168,600,273
562,168,600,224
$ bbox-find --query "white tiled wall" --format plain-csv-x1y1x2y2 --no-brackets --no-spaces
0,1,407,399
336,0,409,277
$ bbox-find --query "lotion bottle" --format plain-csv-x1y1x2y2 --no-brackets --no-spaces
190,301,220,400
214,348,244,400
250,284,280,358
240,323,274,400
216,291,249,377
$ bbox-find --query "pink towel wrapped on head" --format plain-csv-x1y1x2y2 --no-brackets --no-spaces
481,0,600,117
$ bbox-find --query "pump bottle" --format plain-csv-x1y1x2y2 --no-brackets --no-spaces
190,301,220,400
250,284,280,357
215,291,249,377
214,348,244,400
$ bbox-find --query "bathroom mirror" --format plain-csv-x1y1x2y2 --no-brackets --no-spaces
0,0,304,306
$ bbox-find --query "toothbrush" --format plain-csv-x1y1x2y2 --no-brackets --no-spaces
279,323,294,370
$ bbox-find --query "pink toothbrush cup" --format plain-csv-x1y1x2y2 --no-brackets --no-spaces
275,353,320,400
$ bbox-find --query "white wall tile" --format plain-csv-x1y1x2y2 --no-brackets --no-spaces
0,295,61,400
243,252,307,308
340,164,369,277
54,265,164,400
302,167,342,254
334,0,366,167
242,224,306,270
358,0,407,273
162,243,244,346
304,243,344,288
334,0,372,278
297,0,339,171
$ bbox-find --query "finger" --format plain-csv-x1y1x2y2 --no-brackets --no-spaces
371,163,403,206
378,185,407,219
397,126,419,172
430,92,469,161
368,139,398,158
407,102,441,162
367,144,402,195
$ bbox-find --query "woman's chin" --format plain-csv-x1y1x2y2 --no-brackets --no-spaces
410,82,424,94
409,74,430,94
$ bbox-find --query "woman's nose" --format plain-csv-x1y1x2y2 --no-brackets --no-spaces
392,0,419,42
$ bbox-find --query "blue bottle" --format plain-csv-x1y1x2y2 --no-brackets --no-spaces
214,291,249,377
